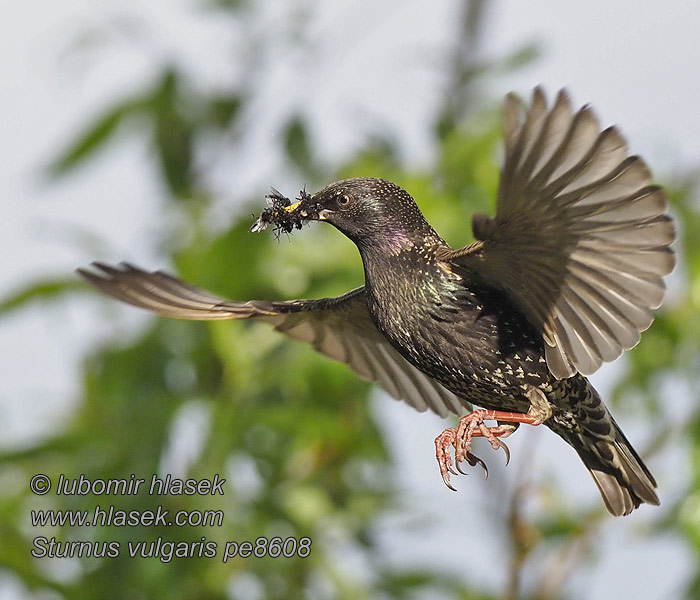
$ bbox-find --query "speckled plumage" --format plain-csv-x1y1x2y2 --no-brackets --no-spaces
309,176,661,515
363,240,548,411
79,88,674,516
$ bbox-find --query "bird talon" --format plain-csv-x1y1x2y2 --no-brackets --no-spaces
466,452,488,479
435,430,462,490
454,461,466,475
434,409,529,488
442,473,457,491
499,440,511,466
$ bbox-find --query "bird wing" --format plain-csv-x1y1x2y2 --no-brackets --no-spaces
78,262,466,417
445,87,675,378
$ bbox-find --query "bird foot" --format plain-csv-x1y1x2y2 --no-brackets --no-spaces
434,408,541,491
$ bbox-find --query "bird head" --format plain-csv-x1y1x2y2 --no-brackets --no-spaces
256,177,441,253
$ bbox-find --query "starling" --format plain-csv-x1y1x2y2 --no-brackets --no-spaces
78,88,675,516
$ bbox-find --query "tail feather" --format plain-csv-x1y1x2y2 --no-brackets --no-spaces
551,380,659,516
585,419,659,516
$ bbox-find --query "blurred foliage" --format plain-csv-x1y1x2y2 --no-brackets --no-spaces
2,1,700,599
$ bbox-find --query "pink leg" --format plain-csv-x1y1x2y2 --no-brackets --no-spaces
435,409,541,490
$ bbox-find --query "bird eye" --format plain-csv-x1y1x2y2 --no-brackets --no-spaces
338,194,351,206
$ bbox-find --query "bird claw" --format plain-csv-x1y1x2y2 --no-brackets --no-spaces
465,452,489,479
435,429,460,491
454,450,488,478
434,409,522,490
441,472,457,492
499,440,511,466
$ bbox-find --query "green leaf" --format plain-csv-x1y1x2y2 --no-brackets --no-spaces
48,99,146,175
0,278,84,316
150,70,194,197
283,116,318,180
204,95,242,128
492,41,541,74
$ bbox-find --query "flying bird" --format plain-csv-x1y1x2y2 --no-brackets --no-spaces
78,88,675,516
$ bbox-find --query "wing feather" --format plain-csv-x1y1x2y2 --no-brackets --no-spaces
449,88,675,377
78,262,467,417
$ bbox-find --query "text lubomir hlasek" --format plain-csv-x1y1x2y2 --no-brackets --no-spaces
54,474,225,496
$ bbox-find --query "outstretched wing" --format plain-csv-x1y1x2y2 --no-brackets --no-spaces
78,262,466,417
447,87,675,378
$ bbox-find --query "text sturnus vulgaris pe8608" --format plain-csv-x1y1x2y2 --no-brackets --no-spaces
79,88,675,516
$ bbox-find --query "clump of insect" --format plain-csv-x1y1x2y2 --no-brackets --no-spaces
250,188,319,237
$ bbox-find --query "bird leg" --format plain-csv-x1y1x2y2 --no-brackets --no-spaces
435,409,542,490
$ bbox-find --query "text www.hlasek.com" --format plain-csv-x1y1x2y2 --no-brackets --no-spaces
32,504,223,528
29,474,311,563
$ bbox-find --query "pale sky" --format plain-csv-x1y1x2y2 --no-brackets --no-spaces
1,1,698,598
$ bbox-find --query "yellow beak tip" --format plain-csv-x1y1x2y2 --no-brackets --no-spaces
283,201,302,213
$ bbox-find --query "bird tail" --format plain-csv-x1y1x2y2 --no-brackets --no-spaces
555,386,659,516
